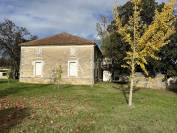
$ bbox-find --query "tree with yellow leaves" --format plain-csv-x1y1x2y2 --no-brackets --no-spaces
114,0,176,107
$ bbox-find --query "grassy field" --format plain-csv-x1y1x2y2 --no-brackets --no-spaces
0,80,177,133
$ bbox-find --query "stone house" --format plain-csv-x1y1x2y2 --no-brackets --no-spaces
19,33,102,85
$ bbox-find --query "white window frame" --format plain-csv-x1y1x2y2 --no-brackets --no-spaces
32,60,44,77
68,60,78,77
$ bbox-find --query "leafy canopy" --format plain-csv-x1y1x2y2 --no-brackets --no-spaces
115,0,176,76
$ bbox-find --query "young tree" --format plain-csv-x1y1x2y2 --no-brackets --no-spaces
54,65,63,89
98,0,165,76
115,0,176,107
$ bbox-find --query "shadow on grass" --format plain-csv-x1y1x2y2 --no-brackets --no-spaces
0,87,19,98
112,84,129,104
0,107,30,132
167,83,177,94
0,80,9,84
53,84,73,89
113,84,141,104
0,83,53,98
0,81,75,99
168,88,177,94
121,87,129,104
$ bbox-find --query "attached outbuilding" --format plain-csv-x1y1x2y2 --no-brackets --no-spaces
0,68,9,79
19,33,103,85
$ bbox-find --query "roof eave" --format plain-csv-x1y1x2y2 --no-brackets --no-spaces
19,42,95,47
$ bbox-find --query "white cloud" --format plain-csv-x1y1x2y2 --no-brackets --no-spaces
0,0,171,40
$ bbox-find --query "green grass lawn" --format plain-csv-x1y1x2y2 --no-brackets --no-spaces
0,80,177,133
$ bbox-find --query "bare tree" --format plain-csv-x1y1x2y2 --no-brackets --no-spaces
0,19,37,79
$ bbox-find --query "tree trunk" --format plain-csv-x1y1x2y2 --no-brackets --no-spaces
128,3,136,107
57,80,60,89
11,60,20,79
129,59,135,107
129,74,134,106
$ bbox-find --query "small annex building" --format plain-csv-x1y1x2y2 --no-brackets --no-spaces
0,67,9,79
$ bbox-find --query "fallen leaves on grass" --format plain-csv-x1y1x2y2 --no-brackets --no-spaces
0,97,26,111
0,97,29,132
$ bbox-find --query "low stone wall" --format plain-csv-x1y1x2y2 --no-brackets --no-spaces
134,73,177,90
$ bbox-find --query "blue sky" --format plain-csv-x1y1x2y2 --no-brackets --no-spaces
0,0,171,40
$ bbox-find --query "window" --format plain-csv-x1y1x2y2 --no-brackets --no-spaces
34,61,43,76
2,73,7,76
68,61,78,77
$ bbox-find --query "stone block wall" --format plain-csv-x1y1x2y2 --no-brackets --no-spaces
20,45,95,85
134,72,177,90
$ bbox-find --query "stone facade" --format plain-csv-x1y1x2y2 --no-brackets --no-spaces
20,45,102,85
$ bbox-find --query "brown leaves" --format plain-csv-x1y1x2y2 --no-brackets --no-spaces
0,97,25,111
0,95,97,132
0,97,29,132
75,126,81,132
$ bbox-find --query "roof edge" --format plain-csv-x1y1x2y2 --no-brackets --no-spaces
20,42,96,46
19,32,95,46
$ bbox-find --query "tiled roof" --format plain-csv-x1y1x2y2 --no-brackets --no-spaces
20,32,95,46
